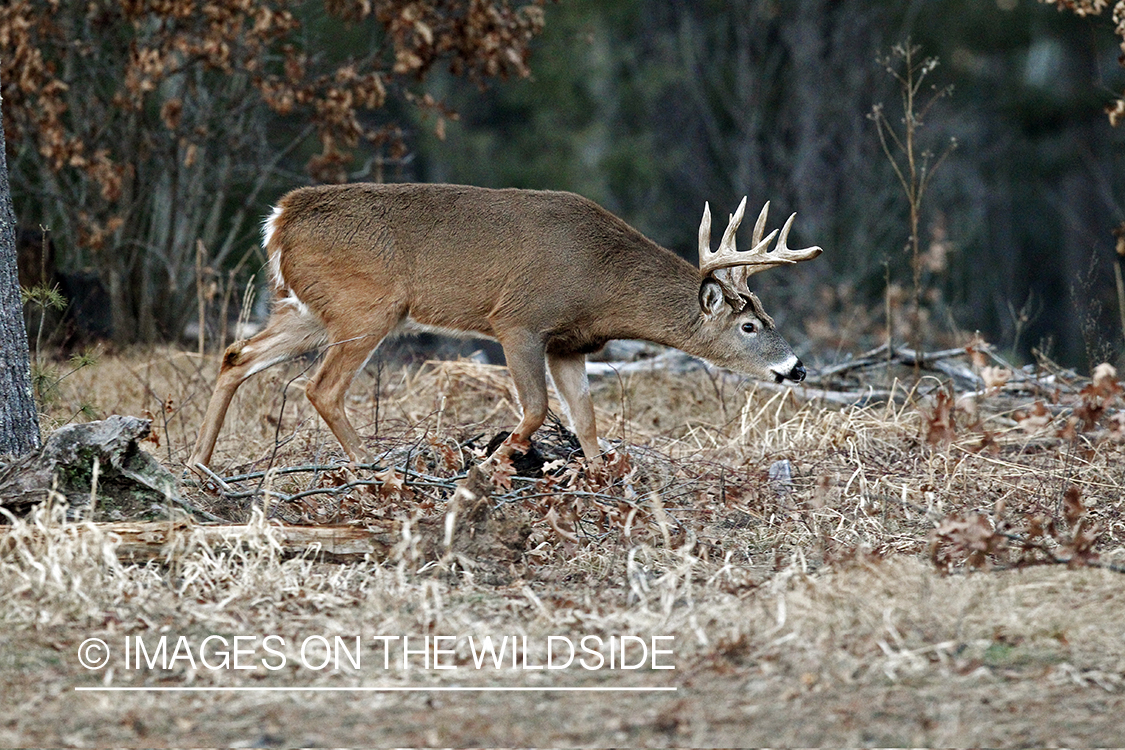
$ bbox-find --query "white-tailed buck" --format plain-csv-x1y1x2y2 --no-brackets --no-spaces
188,184,821,471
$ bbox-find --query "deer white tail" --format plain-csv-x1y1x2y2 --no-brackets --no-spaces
263,203,316,320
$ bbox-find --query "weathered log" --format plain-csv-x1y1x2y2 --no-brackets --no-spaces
2,469,531,580
26,519,401,564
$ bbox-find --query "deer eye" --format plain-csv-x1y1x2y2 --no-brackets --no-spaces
741,321,757,334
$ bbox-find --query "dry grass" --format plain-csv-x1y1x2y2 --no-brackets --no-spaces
2,346,1125,746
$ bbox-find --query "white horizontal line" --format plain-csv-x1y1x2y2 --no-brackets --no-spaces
75,685,677,693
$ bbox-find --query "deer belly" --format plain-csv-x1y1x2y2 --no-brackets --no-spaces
393,313,497,341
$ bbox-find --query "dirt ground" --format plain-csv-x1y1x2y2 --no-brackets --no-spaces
3,349,1125,746
3,556,1125,747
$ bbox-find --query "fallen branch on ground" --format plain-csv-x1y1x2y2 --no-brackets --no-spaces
1,490,531,578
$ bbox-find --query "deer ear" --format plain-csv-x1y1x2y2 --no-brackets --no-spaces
699,279,727,317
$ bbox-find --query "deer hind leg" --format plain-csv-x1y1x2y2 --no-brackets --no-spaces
188,305,328,471
302,331,385,465
547,352,602,464
494,330,549,457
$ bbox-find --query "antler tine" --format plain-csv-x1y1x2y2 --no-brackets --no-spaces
750,201,770,247
769,212,823,265
698,201,712,260
699,196,752,276
748,201,779,256
718,196,747,253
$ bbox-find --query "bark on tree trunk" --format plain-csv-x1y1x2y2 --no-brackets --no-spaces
0,77,42,457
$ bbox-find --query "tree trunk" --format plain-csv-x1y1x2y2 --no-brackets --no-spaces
0,77,41,457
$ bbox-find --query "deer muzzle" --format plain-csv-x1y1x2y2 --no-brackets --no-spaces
772,357,806,384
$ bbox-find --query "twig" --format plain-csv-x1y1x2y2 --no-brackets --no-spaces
221,461,468,486
191,462,235,494
167,493,227,523
810,344,969,382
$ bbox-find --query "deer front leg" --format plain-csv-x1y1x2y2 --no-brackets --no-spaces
496,331,549,457
547,351,602,465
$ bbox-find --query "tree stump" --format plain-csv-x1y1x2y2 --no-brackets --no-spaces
0,415,176,520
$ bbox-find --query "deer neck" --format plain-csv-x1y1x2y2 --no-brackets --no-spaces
614,263,708,353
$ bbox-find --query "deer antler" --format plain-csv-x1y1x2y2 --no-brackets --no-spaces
698,198,822,295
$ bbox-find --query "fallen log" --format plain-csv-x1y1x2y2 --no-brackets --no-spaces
2,469,532,580
10,519,401,564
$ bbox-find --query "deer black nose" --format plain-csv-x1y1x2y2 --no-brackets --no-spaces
788,360,806,383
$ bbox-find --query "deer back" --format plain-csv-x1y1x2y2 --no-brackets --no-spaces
267,183,703,349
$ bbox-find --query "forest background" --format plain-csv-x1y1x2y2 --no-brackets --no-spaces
3,0,1124,372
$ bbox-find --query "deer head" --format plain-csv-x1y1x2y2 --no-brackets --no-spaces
695,197,822,382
